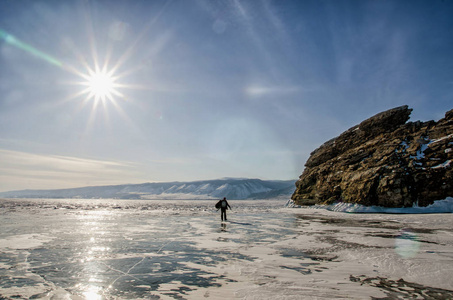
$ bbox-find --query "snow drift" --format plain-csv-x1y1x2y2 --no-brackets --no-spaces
287,197,453,213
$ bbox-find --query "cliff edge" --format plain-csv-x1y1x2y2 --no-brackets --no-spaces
292,105,453,207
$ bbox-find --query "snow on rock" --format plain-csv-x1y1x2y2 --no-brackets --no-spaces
431,160,452,169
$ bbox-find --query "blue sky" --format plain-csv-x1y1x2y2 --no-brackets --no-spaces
1,0,452,191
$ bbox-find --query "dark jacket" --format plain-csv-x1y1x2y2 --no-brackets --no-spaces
220,199,231,210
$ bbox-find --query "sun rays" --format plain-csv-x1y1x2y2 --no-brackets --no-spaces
60,6,141,133
63,55,131,130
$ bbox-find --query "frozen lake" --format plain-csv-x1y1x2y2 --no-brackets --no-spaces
0,199,452,299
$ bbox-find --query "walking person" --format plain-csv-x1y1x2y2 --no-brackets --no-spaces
216,197,231,222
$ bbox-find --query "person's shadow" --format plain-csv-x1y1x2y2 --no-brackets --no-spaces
228,221,252,226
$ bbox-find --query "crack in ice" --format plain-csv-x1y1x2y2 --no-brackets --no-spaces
106,240,174,288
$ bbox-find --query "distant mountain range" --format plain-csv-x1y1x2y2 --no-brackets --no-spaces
0,178,296,200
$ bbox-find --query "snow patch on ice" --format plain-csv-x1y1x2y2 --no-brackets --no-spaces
0,234,54,250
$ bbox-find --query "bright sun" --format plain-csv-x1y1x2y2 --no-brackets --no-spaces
84,68,119,102
73,65,124,104
88,71,113,98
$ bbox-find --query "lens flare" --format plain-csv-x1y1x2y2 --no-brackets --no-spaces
0,29,62,67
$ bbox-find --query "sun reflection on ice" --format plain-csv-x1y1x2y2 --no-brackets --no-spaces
82,285,102,300
76,210,115,298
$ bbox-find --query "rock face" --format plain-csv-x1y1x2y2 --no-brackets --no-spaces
292,105,453,207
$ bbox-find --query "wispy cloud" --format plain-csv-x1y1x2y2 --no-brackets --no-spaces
0,149,141,192
245,85,301,98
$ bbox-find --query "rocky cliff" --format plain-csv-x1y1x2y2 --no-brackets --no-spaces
292,105,453,207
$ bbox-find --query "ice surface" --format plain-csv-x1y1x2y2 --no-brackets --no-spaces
0,199,452,299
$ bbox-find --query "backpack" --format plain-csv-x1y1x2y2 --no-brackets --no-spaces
215,200,222,209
